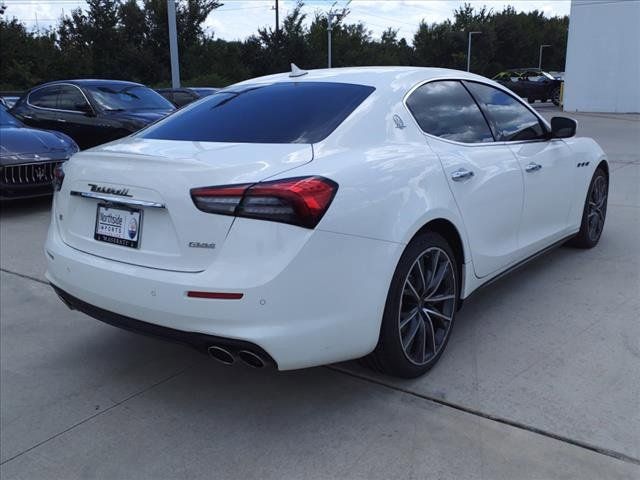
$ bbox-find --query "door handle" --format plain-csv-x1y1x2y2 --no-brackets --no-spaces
525,163,542,172
55,118,67,123
451,168,474,182
22,115,33,119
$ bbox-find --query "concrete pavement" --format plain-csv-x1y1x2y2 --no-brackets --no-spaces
1,107,638,479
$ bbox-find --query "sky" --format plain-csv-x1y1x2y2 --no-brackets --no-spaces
2,0,571,43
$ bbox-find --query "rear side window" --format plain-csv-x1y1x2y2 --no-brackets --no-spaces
28,86,59,109
57,85,88,111
405,80,494,144
464,82,546,141
140,82,375,144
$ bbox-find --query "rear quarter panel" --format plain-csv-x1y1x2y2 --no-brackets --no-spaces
267,91,471,260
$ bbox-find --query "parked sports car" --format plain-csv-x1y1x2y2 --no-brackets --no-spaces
1,105,78,200
493,68,563,105
45,67,608,377
11,80,175,150
156,87,220,108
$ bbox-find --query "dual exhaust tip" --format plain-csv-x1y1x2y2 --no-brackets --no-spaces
208,345,266,369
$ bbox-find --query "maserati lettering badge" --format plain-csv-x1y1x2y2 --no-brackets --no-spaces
88,183,132,197
188,242,216,249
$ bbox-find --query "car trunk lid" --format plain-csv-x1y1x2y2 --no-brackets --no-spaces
55,138,313,272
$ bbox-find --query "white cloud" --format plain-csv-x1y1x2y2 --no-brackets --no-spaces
3,0,571,43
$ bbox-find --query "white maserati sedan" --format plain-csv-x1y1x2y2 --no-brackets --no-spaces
45,67,608,377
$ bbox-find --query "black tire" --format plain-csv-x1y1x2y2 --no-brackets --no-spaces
363,232,459,378
551,87,561,106
568,168,608,248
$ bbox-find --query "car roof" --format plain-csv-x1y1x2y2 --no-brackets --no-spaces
31,79,144,90
231,66,498,94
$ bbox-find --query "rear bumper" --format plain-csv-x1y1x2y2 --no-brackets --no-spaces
51,284,277,367
45,216,403,370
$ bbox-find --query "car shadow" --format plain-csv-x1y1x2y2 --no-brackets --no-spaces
0,196,52,218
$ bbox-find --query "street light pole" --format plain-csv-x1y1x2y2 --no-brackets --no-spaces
167,0,180,88
327,12,333,68
539,44,551,70
467,31,482,72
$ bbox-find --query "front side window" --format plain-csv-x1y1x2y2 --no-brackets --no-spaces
86,84,174,111
140,82,375,144
405,80,494,144
28,86,59,109
465,82,546,142
57,86,89,111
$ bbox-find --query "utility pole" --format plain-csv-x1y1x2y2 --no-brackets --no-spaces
275,0,279,33
466,31,481,72
167,0,180,88
327,12,333,68
539,44,551,70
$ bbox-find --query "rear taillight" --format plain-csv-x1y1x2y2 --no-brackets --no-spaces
52,163,65,191
191,176,338,229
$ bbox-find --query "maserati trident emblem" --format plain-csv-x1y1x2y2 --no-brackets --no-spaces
393,114,406,129
88,183,132,197
35,166,46,181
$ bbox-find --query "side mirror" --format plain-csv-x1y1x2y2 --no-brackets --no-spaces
550,116,577,138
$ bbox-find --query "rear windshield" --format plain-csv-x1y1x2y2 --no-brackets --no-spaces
139,82,375,144
86,85,174,112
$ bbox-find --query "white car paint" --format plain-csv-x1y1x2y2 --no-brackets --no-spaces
45,67,607,371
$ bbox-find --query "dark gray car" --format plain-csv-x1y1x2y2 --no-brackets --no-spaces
0,105,78,199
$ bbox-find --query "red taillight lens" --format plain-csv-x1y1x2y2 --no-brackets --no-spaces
191,176,338,229
52,163,65,191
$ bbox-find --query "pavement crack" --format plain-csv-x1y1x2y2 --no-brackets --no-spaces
0,268,48,286
326,365,640,467
0,368,188,467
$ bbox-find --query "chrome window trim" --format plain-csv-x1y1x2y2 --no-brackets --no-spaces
26,83,95,115
402,76,552,148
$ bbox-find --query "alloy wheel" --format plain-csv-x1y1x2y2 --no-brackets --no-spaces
398,247,456,365
588,175,607,241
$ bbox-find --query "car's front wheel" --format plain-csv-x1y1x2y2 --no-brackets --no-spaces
569,167,608,248
364,232,459,378
551,87,561,106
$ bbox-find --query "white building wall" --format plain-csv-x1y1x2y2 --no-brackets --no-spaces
563,0,640,113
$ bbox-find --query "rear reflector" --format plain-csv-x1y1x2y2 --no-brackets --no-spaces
191,176,338,229
187,291,244,300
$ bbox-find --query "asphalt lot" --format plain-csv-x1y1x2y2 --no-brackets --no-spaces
1,105,639,479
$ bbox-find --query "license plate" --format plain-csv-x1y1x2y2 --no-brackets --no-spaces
94,204,142,249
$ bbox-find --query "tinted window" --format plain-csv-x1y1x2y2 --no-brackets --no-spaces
28,86,59,109
405,81,494,143
57,85,88,111
173,91,196,106
465,82,546,141
141,82,375,144
86,84,174,111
